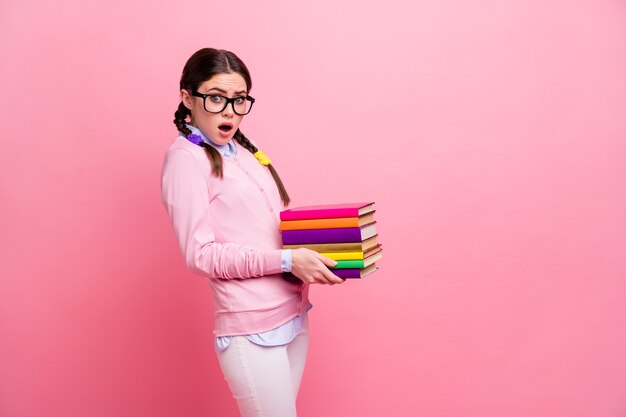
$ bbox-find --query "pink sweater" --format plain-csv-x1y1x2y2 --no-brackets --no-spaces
160,135,310,336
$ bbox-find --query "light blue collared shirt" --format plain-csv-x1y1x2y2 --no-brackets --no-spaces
184,124,307,352
186,123,238,157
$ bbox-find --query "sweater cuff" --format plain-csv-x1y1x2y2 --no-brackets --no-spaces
262,249,284,275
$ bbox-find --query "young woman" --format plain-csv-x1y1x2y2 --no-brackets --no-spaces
161,48,344,417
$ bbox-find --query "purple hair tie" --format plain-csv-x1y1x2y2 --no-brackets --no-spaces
186,133,203,146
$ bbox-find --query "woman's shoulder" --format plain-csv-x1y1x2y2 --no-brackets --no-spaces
162,135,213,177
165,134,207,160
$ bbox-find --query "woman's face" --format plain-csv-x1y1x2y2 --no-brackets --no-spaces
181,72,248,145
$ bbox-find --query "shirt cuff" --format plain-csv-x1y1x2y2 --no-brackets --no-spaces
281,249,293,272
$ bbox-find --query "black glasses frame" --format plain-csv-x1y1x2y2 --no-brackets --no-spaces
190,91,255,115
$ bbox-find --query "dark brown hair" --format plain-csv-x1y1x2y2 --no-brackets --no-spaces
173,48,290,206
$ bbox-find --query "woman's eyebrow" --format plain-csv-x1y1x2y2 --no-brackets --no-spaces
207,87,247,95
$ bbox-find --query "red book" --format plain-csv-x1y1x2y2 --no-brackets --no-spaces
280,202,374,221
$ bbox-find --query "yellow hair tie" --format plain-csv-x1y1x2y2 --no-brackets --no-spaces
253,150,272,166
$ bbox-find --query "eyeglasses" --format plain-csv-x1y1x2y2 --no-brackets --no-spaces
190,91,255,115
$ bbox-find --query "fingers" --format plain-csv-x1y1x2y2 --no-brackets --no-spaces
291,249,346,285
314,256,344,285
300,264,344,285
321,267,345,284
316,255,345,284
317,254,338,268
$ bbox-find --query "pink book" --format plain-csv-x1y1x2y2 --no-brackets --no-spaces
280,202,375,221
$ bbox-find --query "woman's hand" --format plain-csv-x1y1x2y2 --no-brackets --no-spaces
291,248,346,285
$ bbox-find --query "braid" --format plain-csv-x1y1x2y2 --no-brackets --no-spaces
174,101,224,178
198,142,224,179
174,102,192,136
234,130,291,207
233,129,258,153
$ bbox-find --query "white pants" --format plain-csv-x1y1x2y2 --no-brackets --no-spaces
216,315,310,417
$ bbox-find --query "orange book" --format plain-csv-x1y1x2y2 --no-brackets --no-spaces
280,212,376,231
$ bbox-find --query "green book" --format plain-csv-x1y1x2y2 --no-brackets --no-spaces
330,252,382,269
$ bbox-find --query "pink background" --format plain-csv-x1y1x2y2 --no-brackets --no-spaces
1,1,625,416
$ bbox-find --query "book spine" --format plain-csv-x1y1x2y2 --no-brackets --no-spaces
280,208,358,221
279,217,359,230
282,242,365,251
318,251,365,260
330,260,366,269
332,268,364,279
281,227,362,245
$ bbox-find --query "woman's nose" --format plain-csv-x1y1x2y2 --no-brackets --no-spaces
222,101,235,117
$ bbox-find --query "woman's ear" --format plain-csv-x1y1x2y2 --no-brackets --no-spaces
180,89,193,111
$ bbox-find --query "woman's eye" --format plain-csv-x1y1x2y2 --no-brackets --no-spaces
234,97,246,104
209,95,224,103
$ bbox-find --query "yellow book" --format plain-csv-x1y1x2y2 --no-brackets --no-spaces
319,251,365,260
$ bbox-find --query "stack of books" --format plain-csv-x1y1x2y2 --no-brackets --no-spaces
280,202,382,279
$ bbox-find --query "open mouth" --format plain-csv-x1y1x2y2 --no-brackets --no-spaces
218,123,233,132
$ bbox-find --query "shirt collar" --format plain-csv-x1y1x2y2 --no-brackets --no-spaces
185,124,237,158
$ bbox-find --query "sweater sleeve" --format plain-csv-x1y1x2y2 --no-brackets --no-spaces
160,148,283,279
